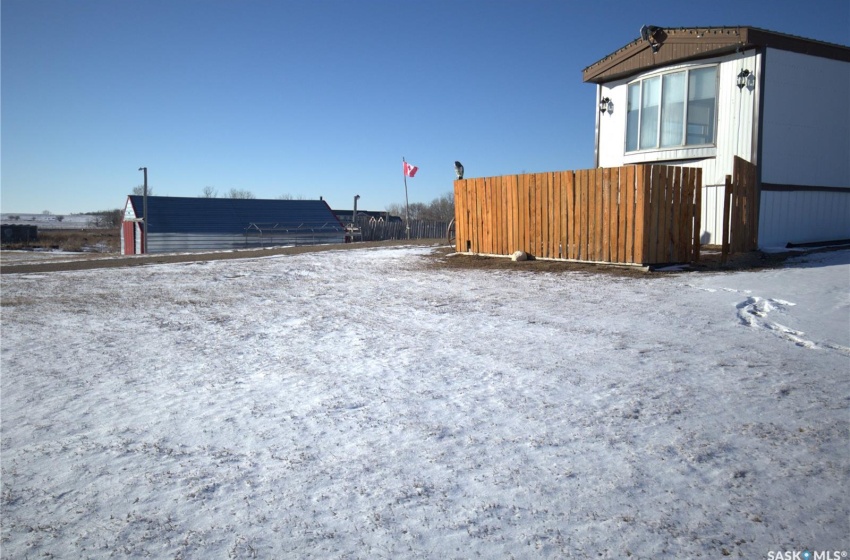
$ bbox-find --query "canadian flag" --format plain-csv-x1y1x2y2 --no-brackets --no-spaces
403,161,419,177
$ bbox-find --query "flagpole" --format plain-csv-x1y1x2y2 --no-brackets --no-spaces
403,156,411,240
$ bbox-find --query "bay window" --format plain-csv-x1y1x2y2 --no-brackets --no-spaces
626,65,717,152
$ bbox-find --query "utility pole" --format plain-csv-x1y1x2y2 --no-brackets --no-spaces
352,194,360,243
402,157,411,240
138,167,148,254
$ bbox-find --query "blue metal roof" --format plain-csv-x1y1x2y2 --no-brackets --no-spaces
126,196,344,234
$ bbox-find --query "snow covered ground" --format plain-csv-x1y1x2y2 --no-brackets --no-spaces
1,246,848,558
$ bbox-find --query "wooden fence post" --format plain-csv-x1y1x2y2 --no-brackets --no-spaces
721,173,733,265
633,165,649,264
693,168,702,263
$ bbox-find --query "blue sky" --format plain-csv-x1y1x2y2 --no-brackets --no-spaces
2,0,848,214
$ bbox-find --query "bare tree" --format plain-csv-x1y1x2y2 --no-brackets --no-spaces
420,192,455,221
226,188,255,199
386,192,454,221
132,185,154,196
384,203,403,218
200,186,218,198
410,202,428,220
107,209,123,227
88,209,123,228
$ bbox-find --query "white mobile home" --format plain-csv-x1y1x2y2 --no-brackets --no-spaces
583,26,850,249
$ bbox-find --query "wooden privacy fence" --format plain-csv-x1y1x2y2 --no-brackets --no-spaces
454,164,702,265
721,157,759,263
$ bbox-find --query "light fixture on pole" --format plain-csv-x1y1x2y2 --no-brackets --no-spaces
138,167,148,254
352,194,360,225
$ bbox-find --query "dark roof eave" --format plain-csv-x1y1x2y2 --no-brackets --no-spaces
584,43,746,84
582,26,850,84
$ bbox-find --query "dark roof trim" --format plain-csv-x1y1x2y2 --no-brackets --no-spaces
761,183,850,193
583,26,850,84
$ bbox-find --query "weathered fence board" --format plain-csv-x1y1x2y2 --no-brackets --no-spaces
622,165,634,262
454,164,703,265
732,156,759,254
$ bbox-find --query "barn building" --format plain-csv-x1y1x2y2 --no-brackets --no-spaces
121,195,345,255
583,26,850,249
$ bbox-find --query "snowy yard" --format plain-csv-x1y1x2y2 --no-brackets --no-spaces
1,246,848,558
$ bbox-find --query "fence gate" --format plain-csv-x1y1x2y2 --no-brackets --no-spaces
721,157,759,263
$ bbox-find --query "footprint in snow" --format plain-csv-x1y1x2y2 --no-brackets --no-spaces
735,296,826,350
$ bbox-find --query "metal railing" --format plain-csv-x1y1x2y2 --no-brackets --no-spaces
244,222,345,247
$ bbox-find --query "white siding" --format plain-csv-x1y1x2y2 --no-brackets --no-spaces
700,184,726,245
709,52,760,182
123,198,137,220
687,182,842,248
759,190,850,248
757,49,850,248
760,50,850,187
596,82,626,166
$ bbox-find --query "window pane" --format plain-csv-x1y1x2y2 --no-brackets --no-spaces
626,83,640,152
639,76,660,150
687,67,717,145
660,72,685,147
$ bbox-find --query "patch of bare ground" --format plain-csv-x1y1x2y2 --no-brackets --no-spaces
423,247,649,277
3,231,844,277
2,228,120,253
422,245,847,278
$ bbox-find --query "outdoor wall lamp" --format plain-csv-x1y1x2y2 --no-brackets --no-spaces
599,97,613,114
737,69,754,89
